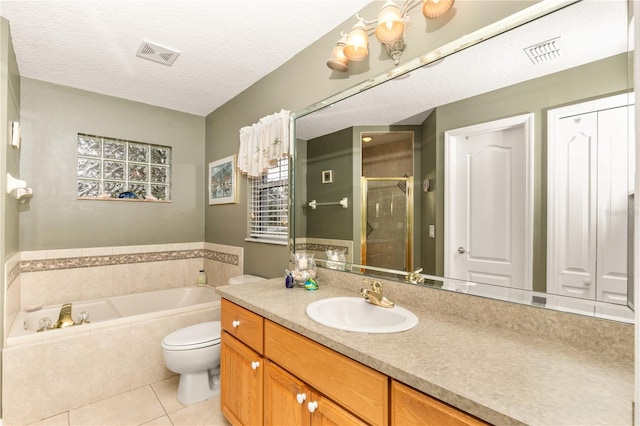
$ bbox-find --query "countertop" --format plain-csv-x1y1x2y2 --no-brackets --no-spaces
216,278,633,425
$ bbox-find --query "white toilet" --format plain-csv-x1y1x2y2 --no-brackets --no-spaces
161,274,265,404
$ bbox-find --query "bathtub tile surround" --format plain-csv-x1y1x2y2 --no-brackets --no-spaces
2,301,218,425
2,241,242,426
5,252,21,339
7,242,241,329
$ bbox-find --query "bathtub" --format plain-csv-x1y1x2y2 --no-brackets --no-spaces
8,285,220,346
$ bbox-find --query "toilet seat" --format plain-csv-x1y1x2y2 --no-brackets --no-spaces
161,321,221,351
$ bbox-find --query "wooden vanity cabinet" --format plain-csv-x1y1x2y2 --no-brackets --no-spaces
391,380,487,426
264,360,367,426
265,320,388,426
221,299,486,426
221,300,265,426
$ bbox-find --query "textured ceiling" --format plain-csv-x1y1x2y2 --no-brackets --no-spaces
0,0,372,116
296,0,632,140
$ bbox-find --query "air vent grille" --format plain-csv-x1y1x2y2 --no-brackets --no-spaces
524,37,562,64
136,41,180,66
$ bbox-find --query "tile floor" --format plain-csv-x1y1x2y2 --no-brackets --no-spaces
26,376,230,426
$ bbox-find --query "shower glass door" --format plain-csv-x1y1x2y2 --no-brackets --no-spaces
361,177,413,272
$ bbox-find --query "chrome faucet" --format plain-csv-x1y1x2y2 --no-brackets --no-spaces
360,279,394,308
55,303,75,329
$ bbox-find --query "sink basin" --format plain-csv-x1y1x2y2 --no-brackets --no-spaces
306,297,418,333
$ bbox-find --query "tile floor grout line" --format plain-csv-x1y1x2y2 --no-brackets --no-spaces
149,382,171,416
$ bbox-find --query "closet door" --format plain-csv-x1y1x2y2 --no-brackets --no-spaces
551,111,598,300
596,105,631,305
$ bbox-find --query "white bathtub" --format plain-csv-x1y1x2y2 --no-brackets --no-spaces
8,286,220,346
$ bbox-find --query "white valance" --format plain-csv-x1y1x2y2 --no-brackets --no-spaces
238,109,291,178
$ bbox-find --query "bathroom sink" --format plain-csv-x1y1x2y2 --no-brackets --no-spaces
306,297,418,333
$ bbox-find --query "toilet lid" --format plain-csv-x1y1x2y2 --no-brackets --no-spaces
162,321,221,349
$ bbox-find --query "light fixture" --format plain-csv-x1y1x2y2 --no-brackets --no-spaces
327,0,455,72
343,19,369,61
422,0,455,19
362,136,373,143
327,34,350,72
375,1,406,45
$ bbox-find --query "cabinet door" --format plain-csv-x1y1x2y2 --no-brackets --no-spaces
391,381,487,426
264,360,310,426
221,332,263,426
308,391,368,426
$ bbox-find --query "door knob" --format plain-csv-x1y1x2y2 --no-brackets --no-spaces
457,246,468,254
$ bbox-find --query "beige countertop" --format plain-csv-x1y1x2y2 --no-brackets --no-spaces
216,278,633,425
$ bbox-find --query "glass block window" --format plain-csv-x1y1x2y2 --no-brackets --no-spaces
77,133,171,201
247,158,289,243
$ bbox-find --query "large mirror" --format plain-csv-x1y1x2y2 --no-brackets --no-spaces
294,0,636,322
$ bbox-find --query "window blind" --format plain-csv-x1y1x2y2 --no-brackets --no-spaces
247,158,289,242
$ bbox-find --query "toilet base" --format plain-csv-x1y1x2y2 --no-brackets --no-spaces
176,369,220,405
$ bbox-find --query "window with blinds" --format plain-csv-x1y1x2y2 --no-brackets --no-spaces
247,158,289,243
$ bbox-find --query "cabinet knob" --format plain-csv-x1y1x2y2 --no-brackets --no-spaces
296,393,307,404
251,361,260,370
584,279,592,287
232,320,240,328
307,401,318,413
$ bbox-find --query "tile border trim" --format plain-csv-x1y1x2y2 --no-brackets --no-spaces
19,249,239,273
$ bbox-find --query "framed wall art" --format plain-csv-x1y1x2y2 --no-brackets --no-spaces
209,154,237,205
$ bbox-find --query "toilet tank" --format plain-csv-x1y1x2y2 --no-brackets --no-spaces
229,275,265,285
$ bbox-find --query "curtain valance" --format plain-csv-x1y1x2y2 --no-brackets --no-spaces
237,109,291,177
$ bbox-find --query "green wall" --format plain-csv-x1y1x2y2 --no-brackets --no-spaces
306,128,353,239
1,16,21,417
204,1,537,279
18,78,205,250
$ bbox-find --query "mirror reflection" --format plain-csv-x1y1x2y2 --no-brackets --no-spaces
294,0,635,321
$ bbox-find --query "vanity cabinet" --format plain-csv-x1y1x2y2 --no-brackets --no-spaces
221,299,265,426
221,299,486,426
265,321,387,425
391,380,487,426
264,360,367,425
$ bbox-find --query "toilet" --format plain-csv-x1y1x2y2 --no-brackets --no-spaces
161,274,265,404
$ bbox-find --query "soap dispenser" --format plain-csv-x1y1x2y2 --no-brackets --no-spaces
197,270,207,286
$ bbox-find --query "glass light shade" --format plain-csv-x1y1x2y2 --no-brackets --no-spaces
375,1,405,45
422,0,455,19
343,21,369,61
327,37,349,72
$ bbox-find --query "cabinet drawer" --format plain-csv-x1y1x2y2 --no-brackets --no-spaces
391,380,488,426
221,299,264,355
265,320,388,426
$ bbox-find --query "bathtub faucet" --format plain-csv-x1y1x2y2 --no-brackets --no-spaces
55,303,75,329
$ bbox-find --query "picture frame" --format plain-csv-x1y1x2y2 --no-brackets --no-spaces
209,154,237,205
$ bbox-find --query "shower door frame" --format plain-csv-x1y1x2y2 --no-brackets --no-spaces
360,176,414,273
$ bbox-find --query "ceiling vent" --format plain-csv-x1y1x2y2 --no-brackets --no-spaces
523,37,562,64
136,41,180,66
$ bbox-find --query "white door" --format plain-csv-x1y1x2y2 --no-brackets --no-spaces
547,94,634,304
596,105,633,304
550,112,598,300
445,114,534,296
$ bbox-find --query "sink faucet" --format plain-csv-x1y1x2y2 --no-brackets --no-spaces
360,279,394,308
55,303,75,329
407,268,425,284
